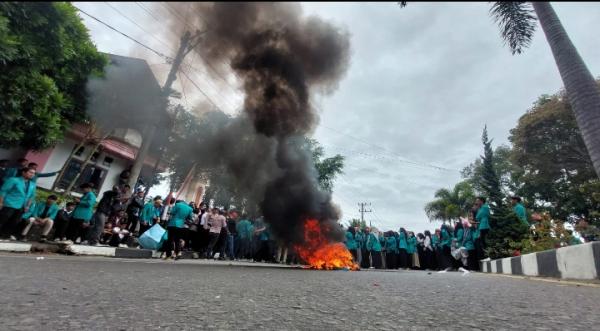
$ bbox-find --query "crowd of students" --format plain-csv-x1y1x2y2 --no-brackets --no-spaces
344,196,530,272
0,158,298,263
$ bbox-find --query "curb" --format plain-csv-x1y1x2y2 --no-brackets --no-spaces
480,242,600,280
0,241,156,259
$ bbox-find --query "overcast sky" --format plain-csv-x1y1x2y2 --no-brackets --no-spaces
74,2,600,233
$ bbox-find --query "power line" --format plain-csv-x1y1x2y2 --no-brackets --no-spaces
104,2,176,55
318,120,458,172
179,69,221,111
73,5,173,62
136,2,160,22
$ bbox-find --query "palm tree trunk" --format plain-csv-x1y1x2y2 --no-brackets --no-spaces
532,2,600,178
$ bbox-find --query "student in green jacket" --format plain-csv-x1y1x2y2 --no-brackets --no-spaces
21,195,60,242
385,231,398,269
440,224,453,270
511,196,528,227
344,226,358,262
397,228,409,269
140,197,163,235
359,228,370,269
166,200,193,259
2,158,28,182
366,228,382,269
464,221,479,271
67,183,96,243
475,197,491,252
0,166,36,240
406,231,418,269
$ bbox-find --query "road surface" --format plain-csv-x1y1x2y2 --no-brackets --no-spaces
0,254,598,330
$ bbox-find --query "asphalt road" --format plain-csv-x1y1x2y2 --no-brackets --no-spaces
0,254,598,330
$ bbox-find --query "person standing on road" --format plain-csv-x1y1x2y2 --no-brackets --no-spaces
125,189,145,235
385,231,398,269
87,185,119,246
359,227,371,268
66,183,96,243
345,225,358,263
205,208,226,259
475,197,491,255
0,166,36,240
407,231,419,269
236,215,253,260
140,197,162,235
165,200,193,260
366,228,382,269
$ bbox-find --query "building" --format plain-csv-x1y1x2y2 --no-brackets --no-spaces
0,53,169,196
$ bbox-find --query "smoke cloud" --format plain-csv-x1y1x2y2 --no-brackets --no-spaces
169,2,351,244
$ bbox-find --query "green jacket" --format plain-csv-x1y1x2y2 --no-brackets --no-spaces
463,228,475,251
366,233,382,252
22,201,37,219
513,203,528,226
406,236,417,254
398,232,408,250
167,202,193,228
454,228,464,247
441,228,452,248
345,231,358,250
2,167,18,181
431,234,440,249
476,204,491,230
385,236,398,253
236,219,253,239
355,232,364,249
569,236,582,246
141,202,160,224
0,176,36,209
32,201,59,221
72,191,96,222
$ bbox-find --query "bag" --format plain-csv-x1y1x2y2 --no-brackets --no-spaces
138,224,168,250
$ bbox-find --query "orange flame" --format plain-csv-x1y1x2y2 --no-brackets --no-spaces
295,219,359,270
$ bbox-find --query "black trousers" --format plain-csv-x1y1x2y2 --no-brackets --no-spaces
127,214,139,233
467,249,479,271
371,251,383,269
386,251,397,269
206,232,221,257
349,249,358,263
441,245,453,269
53,217,70,240
166,226,185,257
417,246,426,270
139,223,150,236
66,218,88,242
479,229,489,253
360,248,370,268
0,207,23,238
398,248,408,268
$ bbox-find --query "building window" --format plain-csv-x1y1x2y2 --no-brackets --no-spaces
90,152,100,163
103,156,114,167
74,145,85,157
55,159,108,193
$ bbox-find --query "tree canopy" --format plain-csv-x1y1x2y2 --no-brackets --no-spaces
0,2,107,150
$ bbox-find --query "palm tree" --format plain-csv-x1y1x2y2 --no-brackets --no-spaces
424,181,475,223
400,2,600,178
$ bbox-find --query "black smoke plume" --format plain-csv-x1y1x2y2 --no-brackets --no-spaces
169,2,351,244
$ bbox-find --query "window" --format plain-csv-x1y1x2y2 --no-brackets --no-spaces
55,159,108,193
74,145,85,157
90,152,100,163
103,157,114,167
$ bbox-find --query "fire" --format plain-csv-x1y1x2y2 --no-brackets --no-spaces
295,219,359,270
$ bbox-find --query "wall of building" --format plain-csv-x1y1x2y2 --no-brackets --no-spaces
36,137,128,197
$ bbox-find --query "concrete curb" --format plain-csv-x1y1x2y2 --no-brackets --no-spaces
481,242,600,280
0,241,156,259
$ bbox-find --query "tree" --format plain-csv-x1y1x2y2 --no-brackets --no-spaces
302,138,345,193
0,2,107,150
509,89,599,223
461,145,521,197
480,126,503,207
400,2,600,178
424,180,475,223
349,218,367,230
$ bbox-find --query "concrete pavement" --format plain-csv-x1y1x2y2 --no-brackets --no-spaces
1,254,599,330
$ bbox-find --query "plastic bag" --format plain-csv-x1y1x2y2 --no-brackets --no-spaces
138,223,168,250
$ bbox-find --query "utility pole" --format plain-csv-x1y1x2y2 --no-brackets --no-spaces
129,29,204,190
358,202,372,227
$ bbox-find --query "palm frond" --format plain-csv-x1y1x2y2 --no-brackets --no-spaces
489,2,537,55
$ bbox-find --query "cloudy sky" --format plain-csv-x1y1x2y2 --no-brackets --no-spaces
74,2,600,233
